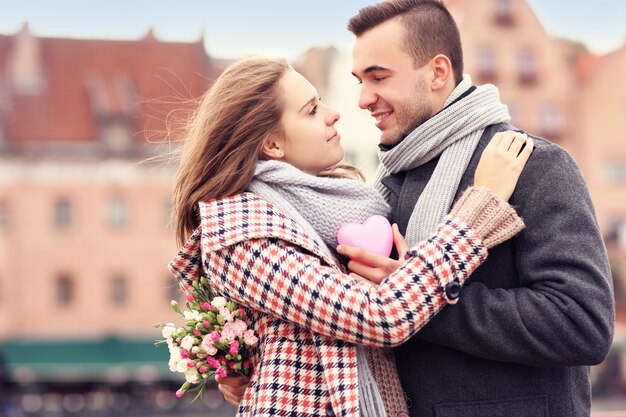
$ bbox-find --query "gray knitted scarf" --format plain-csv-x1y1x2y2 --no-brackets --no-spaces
246,160,390,417
374,75,510,246
247,160,390,257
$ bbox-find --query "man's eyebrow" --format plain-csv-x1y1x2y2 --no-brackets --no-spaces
351,65,390,77
299,97,316,113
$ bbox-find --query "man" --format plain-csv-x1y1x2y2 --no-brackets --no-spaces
219,1,614,416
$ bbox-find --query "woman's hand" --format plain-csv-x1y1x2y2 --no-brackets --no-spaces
217,375,249,407
474,131,534,201
337,224,408,284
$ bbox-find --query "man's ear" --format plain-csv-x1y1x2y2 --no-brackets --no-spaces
430,54,453,92
260,134,285,160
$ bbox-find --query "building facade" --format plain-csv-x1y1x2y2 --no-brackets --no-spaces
0,24,235,415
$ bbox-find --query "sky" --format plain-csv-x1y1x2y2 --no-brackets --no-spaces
0,0,624,60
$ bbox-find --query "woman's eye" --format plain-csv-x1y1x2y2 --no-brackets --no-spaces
309,105,318,115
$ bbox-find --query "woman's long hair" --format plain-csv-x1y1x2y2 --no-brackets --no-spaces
173,56,363,245
173,57,290,245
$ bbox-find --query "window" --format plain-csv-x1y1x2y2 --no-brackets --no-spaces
538,105,563,138
56,275,74,306
0,198,9,230
54,198,73,229
111,275,128,306
108,197,128,230
494,0,515,25
476,47,497,82
518,50,539,85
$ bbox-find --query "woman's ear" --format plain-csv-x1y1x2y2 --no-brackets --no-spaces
260,134,285,160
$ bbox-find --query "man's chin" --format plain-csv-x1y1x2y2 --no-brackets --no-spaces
379,130,403,147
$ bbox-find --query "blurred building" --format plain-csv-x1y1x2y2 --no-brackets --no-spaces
0,24,234,415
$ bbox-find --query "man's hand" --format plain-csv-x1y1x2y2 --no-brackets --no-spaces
217,375,249,407
337,224,409,284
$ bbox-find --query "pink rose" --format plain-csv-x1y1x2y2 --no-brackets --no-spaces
201,335,218,356
229,340,239,355
200,302,211,310
209,331,221,341
215,367,227,381
232,319,248,336
221,326,237,342
176,389,185,398
219,308,234,323
206,357,220,369
243,329,258,346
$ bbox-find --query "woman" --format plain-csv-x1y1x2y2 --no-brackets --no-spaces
168,56,532,417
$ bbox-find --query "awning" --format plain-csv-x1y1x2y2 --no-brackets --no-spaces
0,337,176,384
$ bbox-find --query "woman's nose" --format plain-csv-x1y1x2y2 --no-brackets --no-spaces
326,108,340,125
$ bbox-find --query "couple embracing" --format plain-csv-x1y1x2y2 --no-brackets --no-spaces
168,1,614,416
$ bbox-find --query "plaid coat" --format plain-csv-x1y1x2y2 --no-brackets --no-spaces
169,193,487,417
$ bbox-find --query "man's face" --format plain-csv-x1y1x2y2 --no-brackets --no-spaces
352,18,435,146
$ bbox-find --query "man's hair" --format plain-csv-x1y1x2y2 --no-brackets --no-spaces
348,0,464,84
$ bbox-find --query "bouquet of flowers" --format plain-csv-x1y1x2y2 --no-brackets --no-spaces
155,277,258,399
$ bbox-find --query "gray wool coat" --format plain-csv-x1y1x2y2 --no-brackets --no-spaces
384,123,615,417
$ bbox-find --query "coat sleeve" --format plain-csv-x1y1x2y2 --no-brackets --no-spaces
416,143,615,366
203,217,487,348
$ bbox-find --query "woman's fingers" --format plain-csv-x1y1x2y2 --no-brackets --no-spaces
217,376,249,407
392,224,409,259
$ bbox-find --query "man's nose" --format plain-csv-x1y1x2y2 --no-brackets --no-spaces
358,85,377,110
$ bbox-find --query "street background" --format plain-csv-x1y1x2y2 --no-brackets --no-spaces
0,0,625,415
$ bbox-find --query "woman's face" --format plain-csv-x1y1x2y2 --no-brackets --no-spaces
267,69,343,175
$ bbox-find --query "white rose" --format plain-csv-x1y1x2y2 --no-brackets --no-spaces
168,347,182,373
162,324,176,339
168,358,178,372
183,310,197,321
176,359,188,373
180,335,195,351
211,297,227,309
185,368,200,383
169,346,182,359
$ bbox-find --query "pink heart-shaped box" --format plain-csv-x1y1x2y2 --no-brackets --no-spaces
337,215,393,257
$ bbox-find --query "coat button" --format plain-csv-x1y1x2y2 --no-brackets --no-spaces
325,402,335,417
444,281,461,300
404,392,413,409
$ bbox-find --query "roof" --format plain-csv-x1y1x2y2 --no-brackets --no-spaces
0,27,219,146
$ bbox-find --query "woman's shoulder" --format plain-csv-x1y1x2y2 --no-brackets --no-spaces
198,192,326,257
